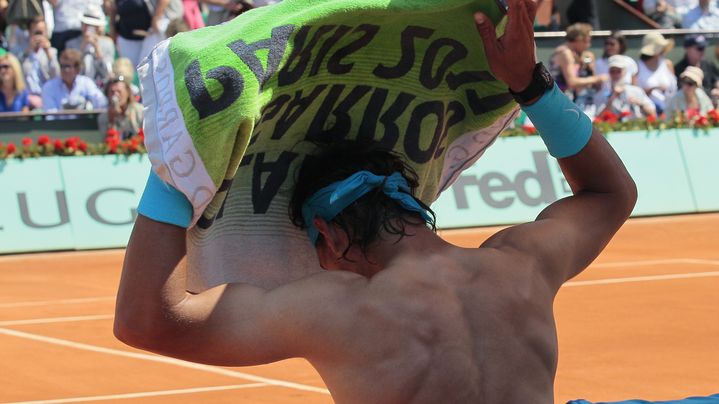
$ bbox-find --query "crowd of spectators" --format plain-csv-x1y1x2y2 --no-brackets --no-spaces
0,0,279,137
639,0,719,29
539,23,719,128
1,0,718,136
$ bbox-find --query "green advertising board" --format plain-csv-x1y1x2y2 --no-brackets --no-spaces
60,155,149,250
605,130,696,216
0,157,75,253
676,128,719,212
432,136,572,229
0,155,151,254
432,130,703,229
0,129,717,254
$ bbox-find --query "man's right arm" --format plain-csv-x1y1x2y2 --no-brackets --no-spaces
475,0,637,290
481,130,637,289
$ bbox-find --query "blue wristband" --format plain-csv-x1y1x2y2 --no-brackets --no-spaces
522,83,593,158
137,170,193,228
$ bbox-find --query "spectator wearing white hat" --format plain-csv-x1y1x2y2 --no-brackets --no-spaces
66,5,116,86
596,55,656,120
666,66,714,120
682,0,719,29
595,32,639,89
637,32,677,114
50,0,105,53
674,35,719,96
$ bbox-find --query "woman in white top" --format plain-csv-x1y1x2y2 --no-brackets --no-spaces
666,66,714,120
595,32,638,92
637,32,677,114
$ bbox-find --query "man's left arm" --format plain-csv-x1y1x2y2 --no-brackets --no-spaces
115,215,293,365
115,214,363,365
84,77,108,108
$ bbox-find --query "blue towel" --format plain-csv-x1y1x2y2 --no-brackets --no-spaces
568,393,719,404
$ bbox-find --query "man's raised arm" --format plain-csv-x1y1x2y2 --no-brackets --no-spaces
114,175,298,366
114,174,360,366
475,0,637,289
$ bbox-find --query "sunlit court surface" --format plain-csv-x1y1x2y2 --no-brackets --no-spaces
1,213,717,404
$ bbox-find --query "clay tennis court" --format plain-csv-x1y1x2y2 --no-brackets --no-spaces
1,213,717,404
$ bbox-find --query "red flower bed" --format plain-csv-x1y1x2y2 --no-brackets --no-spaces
1,130,146,159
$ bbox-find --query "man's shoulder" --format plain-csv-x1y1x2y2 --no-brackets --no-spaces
75,75,98,87
42,77,61,91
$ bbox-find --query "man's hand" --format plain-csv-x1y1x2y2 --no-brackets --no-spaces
474,0,539,92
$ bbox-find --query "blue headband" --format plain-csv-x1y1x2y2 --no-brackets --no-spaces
301,170,433,244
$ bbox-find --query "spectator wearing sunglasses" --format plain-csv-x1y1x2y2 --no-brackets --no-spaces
97,76,143,137
41,48,107,117
666,66,713,120
0,53,30,113
674,35,719,96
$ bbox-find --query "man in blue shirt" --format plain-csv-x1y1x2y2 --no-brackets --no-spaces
41,48,106,118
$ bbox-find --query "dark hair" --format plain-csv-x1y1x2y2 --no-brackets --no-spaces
60,48,82,66
602,31,627,58
289,140,437,259
26,15,45,31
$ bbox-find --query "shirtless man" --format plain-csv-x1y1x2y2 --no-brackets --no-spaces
114,0,638,402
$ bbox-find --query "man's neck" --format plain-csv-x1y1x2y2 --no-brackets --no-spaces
373,224,452,270
63,78,75,90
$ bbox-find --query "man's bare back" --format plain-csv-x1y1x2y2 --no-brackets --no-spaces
114,1,637,402
307,245,557,403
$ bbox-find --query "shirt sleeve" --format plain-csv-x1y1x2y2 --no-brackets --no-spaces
42,81,59,111
83,76,108,109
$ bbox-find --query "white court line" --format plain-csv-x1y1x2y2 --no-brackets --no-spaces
3,383,269,404
0,249,123,263
565,271,719,287
0,315,114,327
0,327,330,395
0,297,115,309
0,260,716,310
591,258,719,269
628,212,719,225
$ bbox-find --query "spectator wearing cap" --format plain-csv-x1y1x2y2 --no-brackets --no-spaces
66,5,116,86
0,53,31,112
50,0,105,53
21,16,60,109
97,76,143,137
674,35,719,96
666,66,714,119
682,0,719,29
595,32,639,88
596,55,656,120
42,48,107,116
637,32,677,114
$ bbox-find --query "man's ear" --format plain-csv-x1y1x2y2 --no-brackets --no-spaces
313,217,347,259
